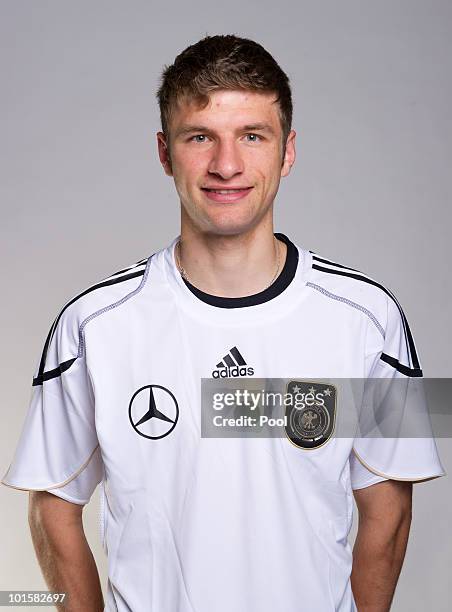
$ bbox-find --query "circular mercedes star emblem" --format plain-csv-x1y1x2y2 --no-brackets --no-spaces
129,384,179,439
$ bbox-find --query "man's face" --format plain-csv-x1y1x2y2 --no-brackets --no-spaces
157,89,296,236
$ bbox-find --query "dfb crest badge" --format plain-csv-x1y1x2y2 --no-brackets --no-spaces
285,380,337,450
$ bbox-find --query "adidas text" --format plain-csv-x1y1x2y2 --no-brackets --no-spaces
212,366,255,378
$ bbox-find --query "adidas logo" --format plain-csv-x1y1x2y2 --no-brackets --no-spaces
212,346,254,378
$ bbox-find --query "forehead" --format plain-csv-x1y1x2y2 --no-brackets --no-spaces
169,89,281,132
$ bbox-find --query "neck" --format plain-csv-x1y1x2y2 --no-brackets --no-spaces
176,223,287,298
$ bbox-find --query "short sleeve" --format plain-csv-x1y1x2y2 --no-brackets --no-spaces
1,306,103,502
352,292,446,483
349,450,388,490
45,446,105,505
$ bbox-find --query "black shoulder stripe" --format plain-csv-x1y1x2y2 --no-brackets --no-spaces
37,267,147,381
380,353,423,377
109,258,148,278
33,357,78,386
310,253,360,273
312,264,420,370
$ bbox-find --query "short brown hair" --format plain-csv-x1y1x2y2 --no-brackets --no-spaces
157,34,293,147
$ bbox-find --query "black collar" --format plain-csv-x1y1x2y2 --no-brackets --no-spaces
181,233,298,308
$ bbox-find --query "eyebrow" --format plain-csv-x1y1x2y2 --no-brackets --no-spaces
174,125,211,137
174,123,276,138
242,123,275,134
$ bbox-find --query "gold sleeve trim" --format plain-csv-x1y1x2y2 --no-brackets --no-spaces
1,444,100,491
352,446,444,484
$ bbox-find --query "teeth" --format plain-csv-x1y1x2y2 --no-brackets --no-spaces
208,189,246,194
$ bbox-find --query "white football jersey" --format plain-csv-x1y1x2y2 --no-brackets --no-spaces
2,233,445,612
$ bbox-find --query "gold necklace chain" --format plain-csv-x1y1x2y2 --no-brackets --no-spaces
175,237,281,291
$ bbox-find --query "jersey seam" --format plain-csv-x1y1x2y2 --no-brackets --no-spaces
32,258,152,385
306,282,385,338
77,255,153,358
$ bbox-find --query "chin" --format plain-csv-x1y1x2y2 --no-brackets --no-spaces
183,196,270,237
202,213,264,237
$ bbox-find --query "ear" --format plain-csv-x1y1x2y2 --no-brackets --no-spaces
157,132,173,176
281,129,296,178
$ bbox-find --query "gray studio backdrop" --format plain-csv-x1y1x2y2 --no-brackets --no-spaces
1,1,451,610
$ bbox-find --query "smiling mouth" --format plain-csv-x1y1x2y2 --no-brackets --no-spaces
200,186,254,202
202,188,252,193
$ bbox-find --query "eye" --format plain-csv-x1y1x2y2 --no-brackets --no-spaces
245,133,262,143
191,134,209,143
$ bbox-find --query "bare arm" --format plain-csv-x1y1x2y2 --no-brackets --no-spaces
28,491,104,612
351,480,412,611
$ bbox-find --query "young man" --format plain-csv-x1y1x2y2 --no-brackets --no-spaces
2,35,445,611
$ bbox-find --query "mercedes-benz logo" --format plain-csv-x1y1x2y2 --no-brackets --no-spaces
128,384,179,439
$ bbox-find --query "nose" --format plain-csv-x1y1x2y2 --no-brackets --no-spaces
207,140,244,180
